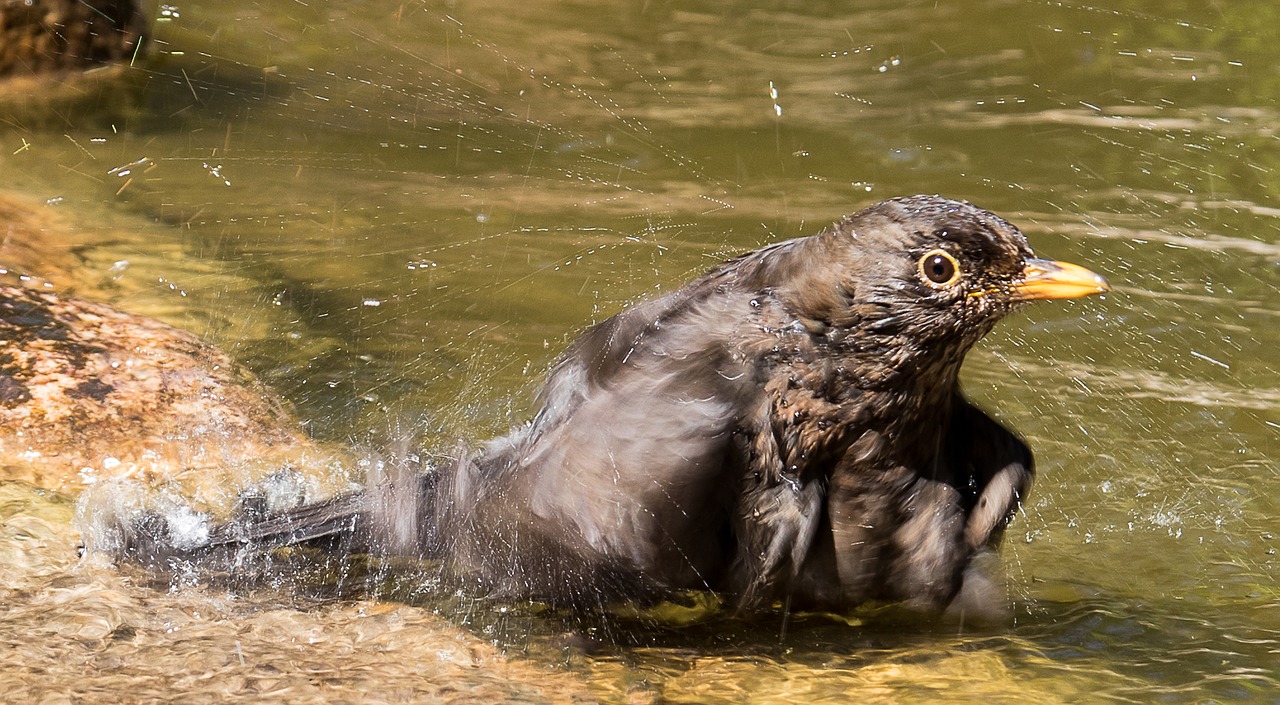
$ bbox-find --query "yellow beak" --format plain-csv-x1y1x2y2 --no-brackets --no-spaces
1011,258,1110,301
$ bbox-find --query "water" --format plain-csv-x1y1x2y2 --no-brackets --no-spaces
1,0,1277,702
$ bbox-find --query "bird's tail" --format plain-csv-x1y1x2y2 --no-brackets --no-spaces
76,449,449,567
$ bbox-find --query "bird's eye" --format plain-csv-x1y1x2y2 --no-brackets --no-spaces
918,249,961,287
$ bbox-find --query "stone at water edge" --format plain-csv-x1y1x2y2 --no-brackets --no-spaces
0,283,355,521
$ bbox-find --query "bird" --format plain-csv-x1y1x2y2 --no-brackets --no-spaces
121,195,1110,616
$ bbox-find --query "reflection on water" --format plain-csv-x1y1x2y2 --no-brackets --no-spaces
1,0,1277,702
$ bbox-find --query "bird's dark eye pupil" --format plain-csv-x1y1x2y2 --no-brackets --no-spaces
926,255,953,283
917,249,961,287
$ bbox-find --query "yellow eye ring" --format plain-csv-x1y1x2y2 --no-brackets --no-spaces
918,249,961,288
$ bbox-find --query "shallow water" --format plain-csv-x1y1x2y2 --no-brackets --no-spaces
1,0,1277,702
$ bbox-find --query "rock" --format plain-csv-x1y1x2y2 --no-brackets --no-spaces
0,0,145,77
0,282,354,514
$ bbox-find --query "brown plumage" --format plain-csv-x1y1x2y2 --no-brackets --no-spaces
124,195,1110,615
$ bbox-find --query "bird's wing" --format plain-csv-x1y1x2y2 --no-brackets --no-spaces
726,395,827,609
946,394,1035,550
460,271,767,595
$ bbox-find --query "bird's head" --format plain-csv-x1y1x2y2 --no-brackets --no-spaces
759,195,1110,385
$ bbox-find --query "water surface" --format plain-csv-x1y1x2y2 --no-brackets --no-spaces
1,0,1276,702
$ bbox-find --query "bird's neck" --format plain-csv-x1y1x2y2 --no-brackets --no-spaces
853,358,963,469
755,330,966,475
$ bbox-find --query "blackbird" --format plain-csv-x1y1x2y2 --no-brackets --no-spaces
132,195,1109,615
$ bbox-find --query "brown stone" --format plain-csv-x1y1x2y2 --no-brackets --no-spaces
0,283,354,513
0,0,145,77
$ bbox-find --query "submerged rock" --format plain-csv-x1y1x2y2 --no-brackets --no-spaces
0,195,78,284
0,483,605,705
